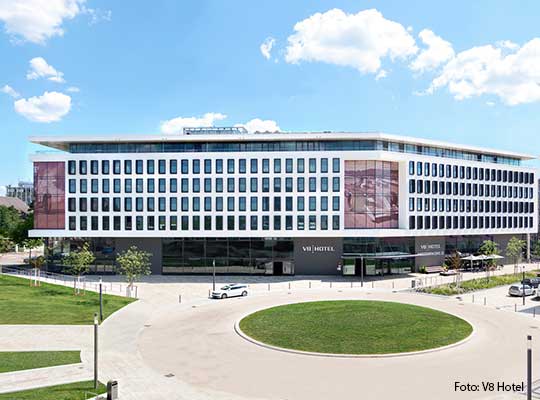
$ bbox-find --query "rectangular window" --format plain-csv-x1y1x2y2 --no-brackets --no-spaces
181,160,188,174
227,159,234,173
79,160,87,175
250,216,258,230
170,178,177,192
147,178,155,193
193,159,200,174
204,159,212,174
216,159,223,174
332,196,340,211
332,177,340,192
170,159,177,174
321,158,328,173
262,159,270,173
286,158,293,173
102,160,110,175
68,160,76,175
91,216,99,230
147,160,155,174
239,159,246,173
332,158,340,173
251,159,257,173
274,159,281,173
113,160,121,174
309,158,316,173
298,159,305,173
136,160,143,174
91,160,99,175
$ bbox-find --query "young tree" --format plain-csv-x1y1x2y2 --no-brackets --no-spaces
64,243,95,295
506,236,526,275
479,240,500,282
23,238,44,268
116,246,152,294
30,255,45,287
447,251,462,287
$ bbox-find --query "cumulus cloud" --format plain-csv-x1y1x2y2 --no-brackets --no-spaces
410,29,454,72
260,37,276,60
284,8,417,75
235,118,280,133
160,112,228,134
27,57,65,83
1,84,20,98
427,38,540,105
66,86,80,92
14,91,71,122
0,0,85,44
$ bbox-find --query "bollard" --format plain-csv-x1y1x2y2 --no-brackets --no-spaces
351,281,353,288
372,281,374,288
208,289,210,298
135,286,138,298
179,294,182,303
288,282,291,290
330,282,333,289
515,304,517,312
484,297,486,305
309,281,312,289
268,283,270,291
472,294,475,303
392,281,395,289
535,308,536,318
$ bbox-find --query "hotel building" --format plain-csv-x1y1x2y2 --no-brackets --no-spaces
30,128,537,275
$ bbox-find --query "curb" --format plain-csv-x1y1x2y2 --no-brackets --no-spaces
234,299,476,359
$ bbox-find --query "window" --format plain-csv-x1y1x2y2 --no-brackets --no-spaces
79,198,87,212
309,158,316,173
332,177,340,191
286,158,293,173
136,160,143,174
124,197,132,212
321,215,328,230
136,216,143,230
181,160,188,174
309,215,316,230
409,161,414,175
297,197,305,211
332,158,340,173
321,158,328,173
297,215,305,230
250,216,258,230
227,159,234,173
69,216,76,230
170,178,177,192
102,198,110,212
114,179,121,193
297,177,305,192
298,159,305,173
309,196,316,211
159,216,166,230
193,159,200,174
273,178,281,192
274,159,281,173
321,177,328,192
113,160,121,174
332,196,340,211
80,179,87,193
68,160,76,175
147,216,155,230
159,197,166,211
102,160,110,175
204,178,211,193
204,159,212,174
158,159,166,174
79,160,87,175
91,160,99,175
147,178,155,193
170,159,177,174
216,159,223,174
239,159,246,173
147,198,155,212
147,160,155,174
80,216,88,230
91,179,99,193
251,159,258,173
102,216,110,230
113,216,120,230
113,197,121,212
250,178,258,192
309,177,316,192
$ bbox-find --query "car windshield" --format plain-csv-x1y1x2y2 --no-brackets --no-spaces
220,285,233,290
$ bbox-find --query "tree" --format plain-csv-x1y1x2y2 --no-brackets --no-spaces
11,213,35,246
30,255,45,287
0,236,13,254
506,236,526,275
0,206,22,238
23,238,44,269
447,252,462,287
479,240,500,282
116,246,152,293
532,240,540,258
64,243,95,295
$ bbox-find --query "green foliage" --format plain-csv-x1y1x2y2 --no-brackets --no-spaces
479,240,500,267
0,236,14,253
419,266,427,273
506,236,526,266
532,241,540,258
0,206,21,238
11,213,36,245
64,243,95,277
421,271,539,296
116,246,152,286
31,255,46,270
447,252,462,270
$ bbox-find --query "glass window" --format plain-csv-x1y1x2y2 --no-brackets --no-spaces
170,159,177,174
158,160,166,174
227,159,234,173
408,161,414,175
321,196,328,211
125,178,132,193
170,178,177,192
251,159,257,173
193,159,200,174
68,160,76,175
321,158,328,173
262,159,270,173
309,196,316,211
91,160,99,175
79,160,87,175
181,160,188,174
298,158,305,173
239,159,246,173
147,178,155,193
274,177,281,192
332,215,340,230
332,196,340,211
80,179,87,193
286,158,293,173
309,177,316,192
332,177,340,192
147,160,155,174
274,159,281,173
216,159,223,173
113,160,121,174
321,177,328,192
102,160,110,175
136,160,143,174
309,158,316,173
204,159,212,174
332,158,340,173
297,177,305,192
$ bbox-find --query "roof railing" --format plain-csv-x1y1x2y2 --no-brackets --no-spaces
183,126,248,135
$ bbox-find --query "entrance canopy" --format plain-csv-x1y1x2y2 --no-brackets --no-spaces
342,251,424,260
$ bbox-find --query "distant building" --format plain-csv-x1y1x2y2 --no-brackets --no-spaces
0,196,30,215
6,181,33,206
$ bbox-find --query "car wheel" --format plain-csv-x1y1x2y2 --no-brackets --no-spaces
221,294,227,299
242,291,248,297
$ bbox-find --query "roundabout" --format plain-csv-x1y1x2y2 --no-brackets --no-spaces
100,287,540,400
237,300,473,356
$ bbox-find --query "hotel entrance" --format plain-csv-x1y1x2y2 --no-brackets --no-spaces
342,253,416,277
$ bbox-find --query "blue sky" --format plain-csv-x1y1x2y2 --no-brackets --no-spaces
1,0,540,188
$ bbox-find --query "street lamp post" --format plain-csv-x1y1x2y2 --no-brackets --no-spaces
523,267,526,306
360,257,364,288
99,277,103,322
212,259,216,291
93,312,98,390
527,335,532,400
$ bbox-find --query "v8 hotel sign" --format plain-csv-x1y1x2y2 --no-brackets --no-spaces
301,245,336,254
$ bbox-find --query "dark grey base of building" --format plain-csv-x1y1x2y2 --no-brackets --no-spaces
45,234,526,276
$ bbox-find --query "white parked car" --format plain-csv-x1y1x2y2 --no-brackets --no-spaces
508,284,535,297
211,284,248,299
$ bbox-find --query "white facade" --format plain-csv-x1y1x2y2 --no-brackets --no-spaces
29,132,538,239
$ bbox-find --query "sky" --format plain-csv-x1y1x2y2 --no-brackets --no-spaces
1,0,540,190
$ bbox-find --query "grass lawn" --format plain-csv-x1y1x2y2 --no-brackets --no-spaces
0,274,136,325
239,300,472,354
421,271,538,295
0,351,80,373
0,381,106,400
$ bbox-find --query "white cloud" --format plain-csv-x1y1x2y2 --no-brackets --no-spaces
427,38,540,105
375,70,387,80
235,118,280,133
260,37,275,60
27,57,65,83
486,101,496,107
66,86,80,92
410,29,454,72
160,112,228,134
1,84,20,98
14,91,71,122
0,0,85,44
284,8,417,74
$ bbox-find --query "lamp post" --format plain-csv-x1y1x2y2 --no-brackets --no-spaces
523,267,526,306
212,259,216,291
93,312,98,390
527,335,532,400
99,277,103,322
